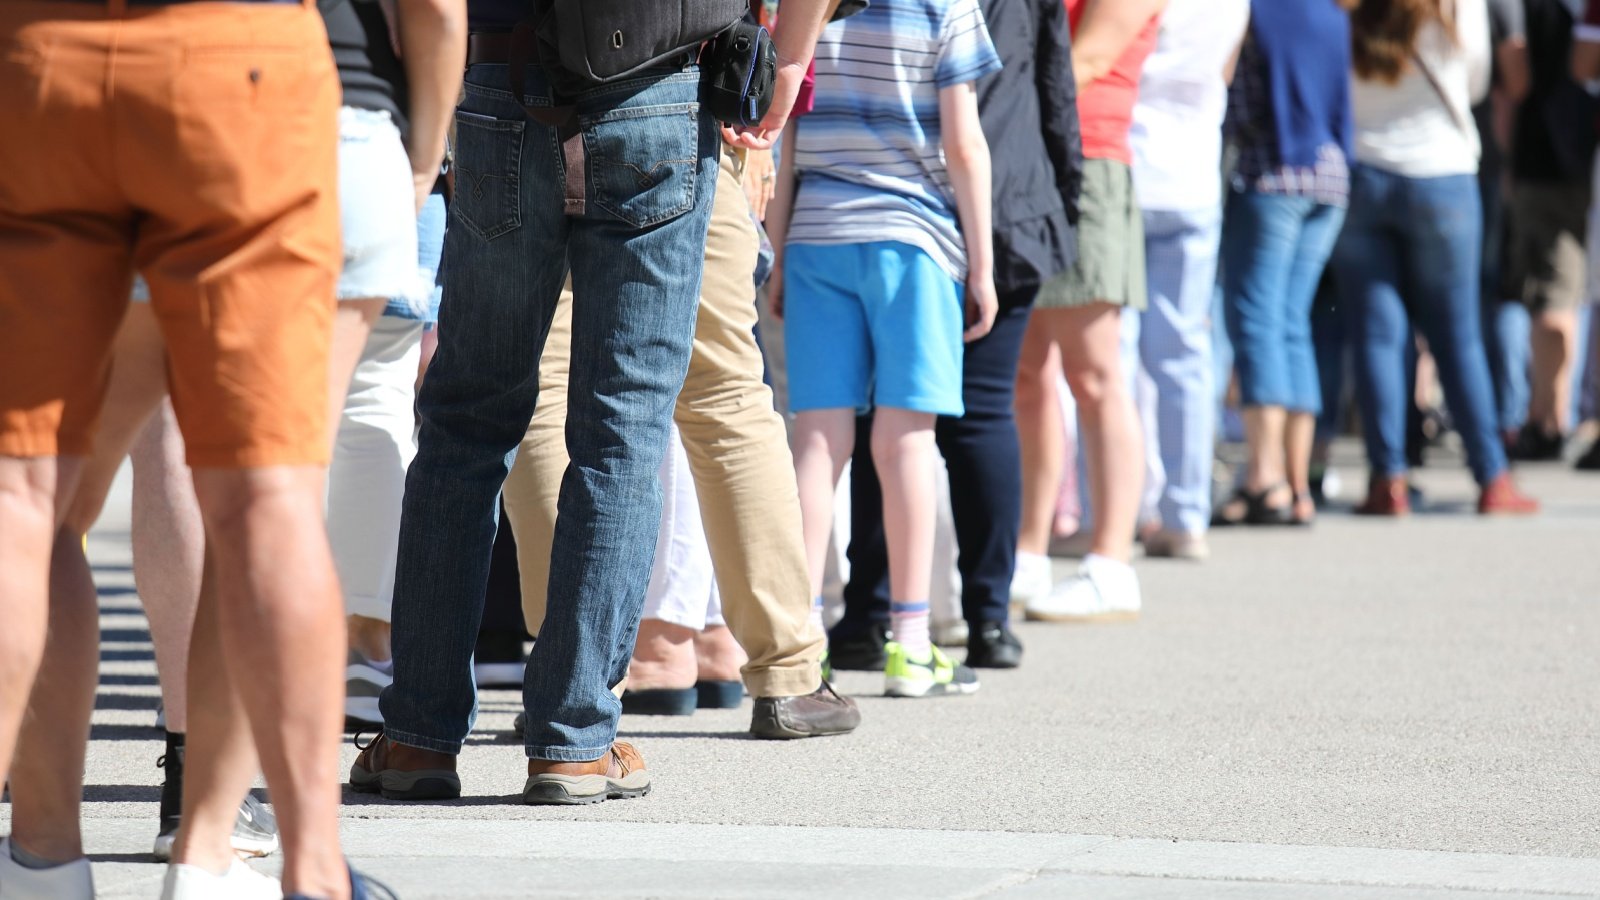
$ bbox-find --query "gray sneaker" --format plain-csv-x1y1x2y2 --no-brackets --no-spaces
346,651,393,729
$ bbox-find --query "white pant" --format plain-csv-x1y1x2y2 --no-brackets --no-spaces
643,424,725,630
330,316,425,622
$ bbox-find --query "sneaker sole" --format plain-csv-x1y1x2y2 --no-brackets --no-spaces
1023,608,1141,624
884,677,981,698
474,662,526,689
522,773,651,806
152,831,279,863
349,764,462,801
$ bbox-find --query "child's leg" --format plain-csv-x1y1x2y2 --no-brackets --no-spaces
793,410,857,602
871,407,938,656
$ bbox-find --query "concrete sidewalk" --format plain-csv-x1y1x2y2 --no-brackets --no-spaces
4,447,1599,897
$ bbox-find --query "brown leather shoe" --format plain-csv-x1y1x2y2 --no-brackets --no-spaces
523,742,650,805
749,682,861,739
1477,472,1539,515
349,731,461,800
1354,475,1410,517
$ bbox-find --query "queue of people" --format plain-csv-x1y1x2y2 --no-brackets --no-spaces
2,0,1597,899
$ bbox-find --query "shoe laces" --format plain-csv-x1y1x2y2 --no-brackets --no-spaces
352,728,384,753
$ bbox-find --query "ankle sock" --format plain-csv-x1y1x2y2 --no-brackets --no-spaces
889,601,931,657
809,596,826,640
8,839,68,870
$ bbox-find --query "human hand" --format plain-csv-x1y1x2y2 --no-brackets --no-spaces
963,274,998,342
722,60,807,150
742,149,776,220
413,170,435,216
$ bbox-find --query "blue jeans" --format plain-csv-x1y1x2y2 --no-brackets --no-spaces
1123,206,1223,534
380,63,719,761
1221,190,1347,415
1330,166,1507,485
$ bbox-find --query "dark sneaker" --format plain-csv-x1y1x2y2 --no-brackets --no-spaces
1513,424,1565,462
749,682,860,739
153,739,279,861
1576,440,1600,471
523,742,650,805
349,731,461,801
965,623,1023,669
473,629,527,689
513,711,526,738
826,623,888,670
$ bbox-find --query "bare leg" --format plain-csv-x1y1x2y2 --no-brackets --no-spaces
185,466,348,898
871,408,938,604
1286,411,1317,521
7,527,99,863
1047,305,1144,562
694,626,747,682
130,404,205,733
0,458,65,791
1015,324,1065,556
627,620,698,691
1529,309,1577,435
793,409,857,597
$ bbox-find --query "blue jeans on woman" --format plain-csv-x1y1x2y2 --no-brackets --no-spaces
1220,190,1347,417
1329,166,1507,486
380,63,720,761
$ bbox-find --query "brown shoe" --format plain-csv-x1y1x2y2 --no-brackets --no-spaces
749,682,861,739
523,742,650,805
1477,472,1539,515
349,731,461,800
1354,475,1410,517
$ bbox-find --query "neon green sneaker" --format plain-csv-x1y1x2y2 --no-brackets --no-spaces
883,641,980,698
820,649,834,684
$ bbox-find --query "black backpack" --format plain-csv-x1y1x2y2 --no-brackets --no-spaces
530,0,748,88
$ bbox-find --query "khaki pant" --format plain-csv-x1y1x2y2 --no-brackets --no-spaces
503,148,821,698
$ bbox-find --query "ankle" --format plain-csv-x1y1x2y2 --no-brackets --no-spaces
7,834,83,868
347,616,392,663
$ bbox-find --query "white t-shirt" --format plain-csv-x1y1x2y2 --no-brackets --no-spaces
1130,0,1251,211
1351,0,1491,178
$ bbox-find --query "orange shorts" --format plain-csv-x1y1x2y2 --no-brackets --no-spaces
0,0,340,467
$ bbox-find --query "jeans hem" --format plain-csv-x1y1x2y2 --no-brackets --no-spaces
382,726,464,757
525,744,618,762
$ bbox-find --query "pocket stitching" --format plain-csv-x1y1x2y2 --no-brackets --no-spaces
451,111,524,241
584,108,699,229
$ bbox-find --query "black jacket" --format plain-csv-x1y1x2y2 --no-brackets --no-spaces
975,0,1083,299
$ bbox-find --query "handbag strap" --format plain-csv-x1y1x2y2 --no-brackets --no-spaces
1409,3,1474,139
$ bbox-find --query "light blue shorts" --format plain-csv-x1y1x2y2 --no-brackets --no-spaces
783,241,965,417
132,106,422,308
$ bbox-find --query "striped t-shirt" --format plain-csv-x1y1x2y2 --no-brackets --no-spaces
786,0,1002,281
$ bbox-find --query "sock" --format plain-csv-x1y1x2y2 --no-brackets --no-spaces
889,601,931,657
8,839,69,870
809,596,826,640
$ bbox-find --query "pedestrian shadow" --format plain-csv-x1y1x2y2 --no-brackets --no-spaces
90,723,162,742
88,853,158,864
94,693,161,712
100,673,161,687
341,790,520,807
101,647,157,662
84,784,161,803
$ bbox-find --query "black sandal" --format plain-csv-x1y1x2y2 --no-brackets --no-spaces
1213,483,1293,526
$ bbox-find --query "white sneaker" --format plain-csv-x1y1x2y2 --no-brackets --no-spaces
1024,555,1142,623
161,861,281,900
0,838,93,900
932,619,969,647
346,651,394,726
1009,551,1054,611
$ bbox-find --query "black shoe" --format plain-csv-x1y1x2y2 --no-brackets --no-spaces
1513,424,1565,462
1576,440,1600,471
965,623,1023,669
153,732,280,861
750,682,861,739
826,624,888,670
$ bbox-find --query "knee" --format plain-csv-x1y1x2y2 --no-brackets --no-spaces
190,467,319,540
869,412,936,469
1063,363,1119,410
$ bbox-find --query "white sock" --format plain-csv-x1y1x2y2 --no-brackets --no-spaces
890,601,931,657
809,596,826,640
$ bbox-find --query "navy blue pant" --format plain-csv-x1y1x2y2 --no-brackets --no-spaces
835,294,1034,638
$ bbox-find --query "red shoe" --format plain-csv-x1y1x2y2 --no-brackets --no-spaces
1477,472,1539,515
1354,475,1410,517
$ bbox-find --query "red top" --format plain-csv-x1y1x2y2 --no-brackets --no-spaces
1066,0,1160,164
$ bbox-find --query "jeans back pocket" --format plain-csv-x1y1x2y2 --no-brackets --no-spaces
452,109,524,241
581,102,699,229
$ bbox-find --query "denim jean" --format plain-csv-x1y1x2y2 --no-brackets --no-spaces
380,63,719,761
1329,166,1507,486
1122,206,1223,534
839,295,1034,635
1220,190,1347,415
1482,300,1530,434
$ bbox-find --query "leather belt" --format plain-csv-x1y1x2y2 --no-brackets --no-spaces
466,31,515,67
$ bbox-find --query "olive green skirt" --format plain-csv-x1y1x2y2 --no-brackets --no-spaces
1035,158,1147,310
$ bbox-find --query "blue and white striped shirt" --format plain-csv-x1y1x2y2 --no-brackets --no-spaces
787,0,1002,281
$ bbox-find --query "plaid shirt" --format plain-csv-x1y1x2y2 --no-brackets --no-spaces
1225,34,1350,207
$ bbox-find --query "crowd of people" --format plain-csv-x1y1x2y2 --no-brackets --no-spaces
2,0,1598,898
